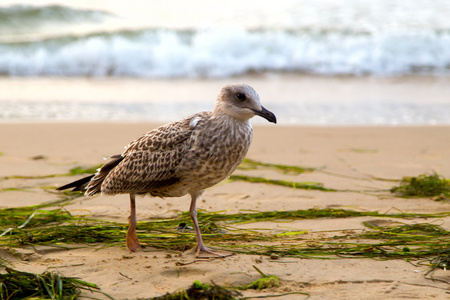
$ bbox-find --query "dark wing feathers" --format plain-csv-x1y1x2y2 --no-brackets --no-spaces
85,155,124,196
56,174,95,192
56,155,123,195
100,150,183,195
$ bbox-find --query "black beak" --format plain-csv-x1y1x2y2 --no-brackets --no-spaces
252,106,277,124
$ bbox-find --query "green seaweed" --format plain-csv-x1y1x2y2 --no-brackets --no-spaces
68,165,102,176
0,188,29,192
0,207,72,229
391,172,450,198
194,208,450,224
363,222,448,238
1,164,101,181
0,267,103,300
238,266,280,290
238,158,315,174
229,175,336,192
425,253,450,275
241,276,279,290
2,203,450,264
2,161,450,279
149,279,307,300
11,224,124,246
150,280,242,300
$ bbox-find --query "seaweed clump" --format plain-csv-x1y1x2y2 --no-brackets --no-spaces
238,266,280,290
391,173,450,198
240,276,279,290
0,267,99,300
150,280,242,300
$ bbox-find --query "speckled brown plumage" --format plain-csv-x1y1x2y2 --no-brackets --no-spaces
91,111,251,198
57,83,276,258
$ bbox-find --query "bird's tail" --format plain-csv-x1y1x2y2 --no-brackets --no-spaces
56,174,94,192
56,154,124,196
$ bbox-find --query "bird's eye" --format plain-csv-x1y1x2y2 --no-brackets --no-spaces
236,93,246,101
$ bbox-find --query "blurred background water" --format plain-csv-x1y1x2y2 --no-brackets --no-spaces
1,0,449,125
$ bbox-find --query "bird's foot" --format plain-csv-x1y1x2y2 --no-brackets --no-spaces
195,244,233,259
126,234,144,252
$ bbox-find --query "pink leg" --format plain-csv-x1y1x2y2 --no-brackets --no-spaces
189,190,233,258
126,193,142,251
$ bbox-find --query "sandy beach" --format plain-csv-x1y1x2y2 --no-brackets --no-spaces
1,122,450,299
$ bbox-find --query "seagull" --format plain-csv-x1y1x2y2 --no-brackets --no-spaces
57,83,276,258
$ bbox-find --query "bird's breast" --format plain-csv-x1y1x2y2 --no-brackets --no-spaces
178,120,253,191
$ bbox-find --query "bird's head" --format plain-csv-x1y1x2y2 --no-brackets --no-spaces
214,84,277,124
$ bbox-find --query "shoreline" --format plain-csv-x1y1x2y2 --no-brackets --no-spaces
2,74,449,126
2,74,450,104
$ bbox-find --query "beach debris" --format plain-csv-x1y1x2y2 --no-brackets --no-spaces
119,272,132,280
56,84,276,258
30,155,46,160
428,253,450,273
269,253,280,260
254,256,263,264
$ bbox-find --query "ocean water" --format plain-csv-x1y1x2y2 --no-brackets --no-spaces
1,0,449,124
1,0,450,77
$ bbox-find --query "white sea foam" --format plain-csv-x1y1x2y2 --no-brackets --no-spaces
1,28,450,77
0,2,450,77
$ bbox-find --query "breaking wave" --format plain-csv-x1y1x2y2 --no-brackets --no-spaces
0,4,449,77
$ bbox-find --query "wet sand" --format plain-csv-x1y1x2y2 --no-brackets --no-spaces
1,74,450,125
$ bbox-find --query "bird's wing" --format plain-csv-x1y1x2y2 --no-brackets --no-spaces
99,112,211,195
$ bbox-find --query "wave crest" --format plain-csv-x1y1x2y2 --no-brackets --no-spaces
1,27,449,77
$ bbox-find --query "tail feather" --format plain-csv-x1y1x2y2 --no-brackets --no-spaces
57,154,124,196
86,155,124,196
56,174,94,192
